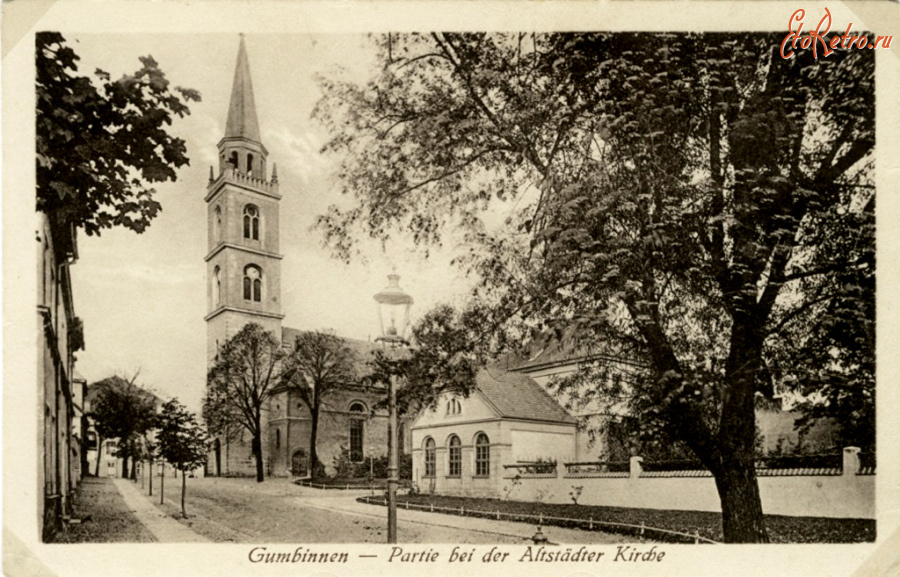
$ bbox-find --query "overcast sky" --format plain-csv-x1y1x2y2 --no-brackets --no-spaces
66,34,477,410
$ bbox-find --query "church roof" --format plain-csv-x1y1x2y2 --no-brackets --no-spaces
281,327,382,379
224,36,262,144
475,367,577,425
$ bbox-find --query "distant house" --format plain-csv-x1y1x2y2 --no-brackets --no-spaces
512,339,839,460
410,368,577,496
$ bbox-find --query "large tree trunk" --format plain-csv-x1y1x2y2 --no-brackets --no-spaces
252,432,264,483
713,310,770,543
713,454,768,542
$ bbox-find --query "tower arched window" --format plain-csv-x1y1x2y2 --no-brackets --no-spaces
424,437,436,477
214,206,222,241
213,266,221,305
243,205,260,241
247,153,254,175
275,429,281,450
448,435,461,477
229,151,239,170
475,433,490,477
243,265,262,302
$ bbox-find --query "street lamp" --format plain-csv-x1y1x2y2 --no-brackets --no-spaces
373,272,413,544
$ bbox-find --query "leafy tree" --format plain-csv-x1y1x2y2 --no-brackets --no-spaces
203,323,292,482
88,375,158,478
36,32,200,235
156,399,209,518
315,33,874,542
383,304,496,414
280,331,358,474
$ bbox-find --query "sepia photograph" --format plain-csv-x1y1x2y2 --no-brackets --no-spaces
5,2,900,576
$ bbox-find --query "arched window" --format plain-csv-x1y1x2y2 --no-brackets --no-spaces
424,437,436,477
475,433,490,477
349,402,366,462
243,205,260,240
214,206,222,241
213,266,221,305
446,398,462,415
229,151,239,170
247,153,254,175
243,265,262,302
275,429,281,450
448,435,461,477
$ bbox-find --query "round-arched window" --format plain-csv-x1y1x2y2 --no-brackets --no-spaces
475,433,490,477
243,205,260,240
243,265,262,302
424,437,436,477
448,435,461,477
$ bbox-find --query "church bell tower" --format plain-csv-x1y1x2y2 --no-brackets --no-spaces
205,36,284,363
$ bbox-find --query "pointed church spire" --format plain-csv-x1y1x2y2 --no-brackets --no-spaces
224,35,262,144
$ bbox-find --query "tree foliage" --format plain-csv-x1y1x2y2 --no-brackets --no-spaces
36,32,200,235
377,304,501,415
156,398,208,517
88,375,158,478
203,323,291,482
280,331,358,471
315,32,874,542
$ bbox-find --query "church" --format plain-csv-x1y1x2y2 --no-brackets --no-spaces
204,37,408,478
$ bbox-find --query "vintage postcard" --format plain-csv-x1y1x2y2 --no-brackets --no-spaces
4,1,900,576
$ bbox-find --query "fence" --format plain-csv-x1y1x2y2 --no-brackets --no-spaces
357,495,719,544
498,447,874,520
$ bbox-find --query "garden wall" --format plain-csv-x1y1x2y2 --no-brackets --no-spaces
501,447,874,519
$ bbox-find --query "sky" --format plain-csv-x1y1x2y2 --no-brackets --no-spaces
66,34,479,410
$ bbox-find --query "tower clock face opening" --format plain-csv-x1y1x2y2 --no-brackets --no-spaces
246,267,260,280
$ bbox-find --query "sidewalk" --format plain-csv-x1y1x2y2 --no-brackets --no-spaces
292,489,631,544
112,478,210,543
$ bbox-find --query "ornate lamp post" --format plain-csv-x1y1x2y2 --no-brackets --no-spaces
373,272,413,544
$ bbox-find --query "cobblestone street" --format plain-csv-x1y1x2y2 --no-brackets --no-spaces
61,475,630,544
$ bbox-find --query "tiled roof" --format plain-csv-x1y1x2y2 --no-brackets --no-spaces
281,327,382,378
475,367,577,425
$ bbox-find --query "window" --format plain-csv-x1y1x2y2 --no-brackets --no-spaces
247,153,254,175
349,403,365,462
275,429,281,450
424,438,436,477
243,265,262,302
243,205,260,240
229,151,239,170
213,266,221,305
214,206,222,240
446,398,462,415
448,435,461,477
475,433,490,476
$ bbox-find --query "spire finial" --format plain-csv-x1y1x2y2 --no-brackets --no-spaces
209,165,214,182
224,35,262,144
271,162,278,183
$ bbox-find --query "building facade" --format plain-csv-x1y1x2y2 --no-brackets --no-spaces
37,210,84,541
411,368,578,497
205,38,407,479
